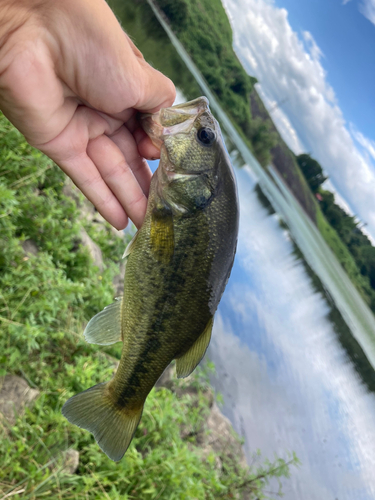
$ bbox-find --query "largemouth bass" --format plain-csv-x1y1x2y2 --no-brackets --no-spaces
62,97,239,461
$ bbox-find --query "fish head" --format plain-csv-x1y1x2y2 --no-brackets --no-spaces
141,97,228,214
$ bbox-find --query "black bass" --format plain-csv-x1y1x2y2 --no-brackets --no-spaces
62,97,239,461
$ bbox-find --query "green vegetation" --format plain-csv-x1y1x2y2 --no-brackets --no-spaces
109,0,203,102
114,0,314,219
121,0,375,315
248,89,318,221
0,113,299,498
295,153,375,311
296,154,327,193
318,192,375,311
152,0,282,167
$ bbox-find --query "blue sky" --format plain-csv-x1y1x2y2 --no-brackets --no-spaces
222,0,375,239
276,0,375,149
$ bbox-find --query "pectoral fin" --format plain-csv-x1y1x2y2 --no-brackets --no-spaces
122,231,139,259
176,317,213,378
84,297,123,345
150,205,174,264
87,232,135,346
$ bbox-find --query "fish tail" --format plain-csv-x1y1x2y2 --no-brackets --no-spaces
62,382,143,461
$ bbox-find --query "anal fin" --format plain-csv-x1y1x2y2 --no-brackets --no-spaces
84,297,123,345
176,317,213,378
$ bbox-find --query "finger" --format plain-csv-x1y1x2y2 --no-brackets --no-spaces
87,135,148,228
134,59,176,113
116,106,161,159
36,106,129,229
134,127,161,160
109,126,153,196
108,107,136,124
59,152,128,230
122,111,138,134
35,106,123,156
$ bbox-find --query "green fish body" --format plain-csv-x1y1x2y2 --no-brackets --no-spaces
62,97,239,461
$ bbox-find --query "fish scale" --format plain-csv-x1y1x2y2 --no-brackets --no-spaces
62,97,239,461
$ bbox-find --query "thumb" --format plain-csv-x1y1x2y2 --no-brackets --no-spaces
133,54,176,113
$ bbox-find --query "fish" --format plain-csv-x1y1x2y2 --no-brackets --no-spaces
62,97,239,461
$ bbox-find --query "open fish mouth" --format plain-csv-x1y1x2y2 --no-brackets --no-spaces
140,97,210,148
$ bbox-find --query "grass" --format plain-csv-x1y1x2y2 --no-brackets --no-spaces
316,209,375,305
0,112,299,499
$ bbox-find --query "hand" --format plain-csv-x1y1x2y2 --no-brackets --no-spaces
0,0,175,229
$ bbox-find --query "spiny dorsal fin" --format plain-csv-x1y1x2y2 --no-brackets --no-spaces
150,205,174,264
176,317,213,378
84,297,123,345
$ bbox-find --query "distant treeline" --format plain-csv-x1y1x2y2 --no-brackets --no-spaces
154,0,278,166
151,0,375,312
297,153,375,310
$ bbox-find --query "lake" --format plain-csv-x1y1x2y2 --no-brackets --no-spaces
110,1,375,498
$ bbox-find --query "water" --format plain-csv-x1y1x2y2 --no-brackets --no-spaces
110,1,375,498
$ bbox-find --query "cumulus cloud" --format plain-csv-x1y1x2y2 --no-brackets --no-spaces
350,124,375,163
222,0,375,238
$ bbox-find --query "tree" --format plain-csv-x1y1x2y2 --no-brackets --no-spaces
358,246,375,289
296,153,328,192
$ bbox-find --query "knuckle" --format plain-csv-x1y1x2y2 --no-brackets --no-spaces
127,155,146,174
80,172,103,190
127,191,146,211
101,159,129,183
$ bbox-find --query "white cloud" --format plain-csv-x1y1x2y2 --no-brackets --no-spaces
256,85,305,154
350,124,375,163
302,30,323,61
360,0,375,25
343,0,375,26
222,0,375,238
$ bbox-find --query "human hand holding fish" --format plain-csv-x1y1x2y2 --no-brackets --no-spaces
0,0,175,229
0,0,239,463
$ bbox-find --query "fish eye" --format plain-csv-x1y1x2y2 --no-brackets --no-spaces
197,127,216,146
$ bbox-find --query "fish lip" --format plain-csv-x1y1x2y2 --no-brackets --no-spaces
139,97,211,145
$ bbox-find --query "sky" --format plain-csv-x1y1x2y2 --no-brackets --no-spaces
221,0,375,239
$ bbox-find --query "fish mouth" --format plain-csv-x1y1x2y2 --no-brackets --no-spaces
140,97,210,149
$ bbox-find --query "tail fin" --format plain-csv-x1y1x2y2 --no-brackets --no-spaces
62,383,143,461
